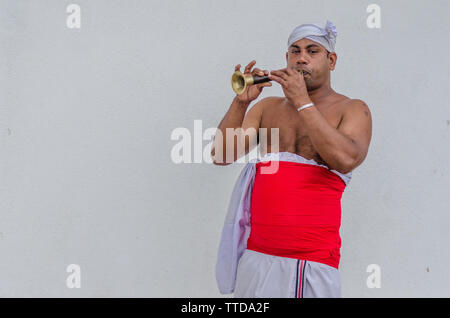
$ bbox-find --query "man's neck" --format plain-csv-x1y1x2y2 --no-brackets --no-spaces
307,83,336,105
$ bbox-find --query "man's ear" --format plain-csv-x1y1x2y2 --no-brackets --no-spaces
329,52,337,71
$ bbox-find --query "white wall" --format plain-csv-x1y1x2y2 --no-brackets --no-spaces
0,0,449,297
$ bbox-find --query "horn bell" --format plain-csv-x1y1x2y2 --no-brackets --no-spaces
231,71,254,95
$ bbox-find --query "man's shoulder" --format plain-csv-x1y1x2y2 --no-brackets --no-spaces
338,98,372,131
249,96,284,113
346,98,369,106
342,98,371,115
258,96,285,104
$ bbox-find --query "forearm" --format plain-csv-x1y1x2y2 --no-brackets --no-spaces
212,97,250,164
217,97,249,131
297,105,358,173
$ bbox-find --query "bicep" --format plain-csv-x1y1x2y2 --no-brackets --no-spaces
338,99,373,166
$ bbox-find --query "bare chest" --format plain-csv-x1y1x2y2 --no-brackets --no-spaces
260,98,347,166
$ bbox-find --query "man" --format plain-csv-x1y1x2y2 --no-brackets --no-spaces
212,20,372,298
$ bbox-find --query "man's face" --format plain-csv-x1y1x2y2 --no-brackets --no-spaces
285,38,336,90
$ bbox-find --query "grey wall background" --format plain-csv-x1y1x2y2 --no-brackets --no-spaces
0,0,449,297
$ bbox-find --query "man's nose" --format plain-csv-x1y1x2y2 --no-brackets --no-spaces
298,52,309,64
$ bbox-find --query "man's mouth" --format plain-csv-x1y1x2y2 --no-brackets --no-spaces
298,69,310,76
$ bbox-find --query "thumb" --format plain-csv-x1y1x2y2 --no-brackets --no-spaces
257,82,272,89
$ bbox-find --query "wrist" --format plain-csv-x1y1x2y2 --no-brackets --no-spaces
293,98,313,110
233,96,251,108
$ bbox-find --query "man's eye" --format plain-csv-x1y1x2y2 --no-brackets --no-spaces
292,50,317,54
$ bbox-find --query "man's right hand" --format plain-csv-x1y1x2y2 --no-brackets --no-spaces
234,60,272,104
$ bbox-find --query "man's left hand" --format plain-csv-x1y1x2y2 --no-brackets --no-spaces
269,68,312,109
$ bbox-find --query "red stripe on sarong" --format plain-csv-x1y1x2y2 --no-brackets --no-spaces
298,260,304,298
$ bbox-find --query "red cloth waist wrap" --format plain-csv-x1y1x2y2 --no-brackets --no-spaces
246,160,347,269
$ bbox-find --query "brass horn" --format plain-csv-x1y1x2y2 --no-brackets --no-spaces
231,71,271,95
231,68,304,95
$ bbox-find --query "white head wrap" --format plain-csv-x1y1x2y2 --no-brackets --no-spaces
287,20,338,52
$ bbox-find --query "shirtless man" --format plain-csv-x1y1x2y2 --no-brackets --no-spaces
212,21,372,298
212,45,371,172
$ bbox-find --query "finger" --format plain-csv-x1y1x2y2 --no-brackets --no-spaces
268,74,286,86
289,67,303,77
235,64,241,72
256,81,272,88
286,67,295,75
272,68,289,74
252,68,265,76
244,60,256,73
270,68,284,73
270,69,285,75
270,70,288,80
